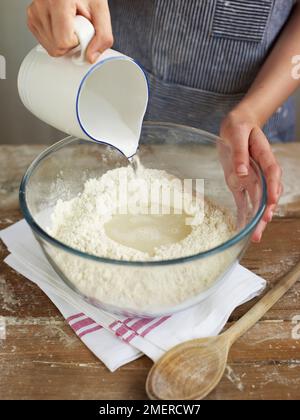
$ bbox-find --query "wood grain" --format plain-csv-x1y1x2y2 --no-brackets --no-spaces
0,144,300,400
0,145,46,211
145,262,300,400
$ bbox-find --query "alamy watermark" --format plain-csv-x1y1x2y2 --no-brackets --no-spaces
291,55,300,80
96,174,205,225
291,314,300,340
0,316,6,340
0,55,6,80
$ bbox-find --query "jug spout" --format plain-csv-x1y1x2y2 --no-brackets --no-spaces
76,56,149,157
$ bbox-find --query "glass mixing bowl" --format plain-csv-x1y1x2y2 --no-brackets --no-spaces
19,122,266,317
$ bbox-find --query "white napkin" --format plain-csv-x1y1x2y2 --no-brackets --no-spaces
1,220,266,371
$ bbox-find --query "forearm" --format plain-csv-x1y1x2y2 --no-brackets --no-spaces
235,2,300,126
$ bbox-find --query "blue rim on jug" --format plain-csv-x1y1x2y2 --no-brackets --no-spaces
75,56,150,159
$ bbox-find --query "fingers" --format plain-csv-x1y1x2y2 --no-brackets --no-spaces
249,127,282,205
27,3,52,53
249,127,282,233
260,181,283,224
220,115,283,244
27,0,79,56
86,0,114,63
27,0,114,61
248,128,282,242
232,190,248,230
50,4,78,55
252,219,267,243
28,3,52,40
245,167,261,216
27,1,52,53
251,183,283,243
221,120,251,178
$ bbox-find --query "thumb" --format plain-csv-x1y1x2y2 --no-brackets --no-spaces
86,1,114,63
221,121,250,177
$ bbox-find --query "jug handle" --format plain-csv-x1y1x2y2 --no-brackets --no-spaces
73,15,95,64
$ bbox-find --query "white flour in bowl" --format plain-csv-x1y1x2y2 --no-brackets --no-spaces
47,165,236,312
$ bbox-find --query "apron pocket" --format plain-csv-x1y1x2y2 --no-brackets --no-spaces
211,0,273,43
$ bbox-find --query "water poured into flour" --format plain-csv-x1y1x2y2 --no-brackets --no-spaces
128,154,142,176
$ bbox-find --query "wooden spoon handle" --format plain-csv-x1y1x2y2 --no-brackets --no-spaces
223,261,300,345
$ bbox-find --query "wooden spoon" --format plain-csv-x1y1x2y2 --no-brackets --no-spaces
146,261,300,400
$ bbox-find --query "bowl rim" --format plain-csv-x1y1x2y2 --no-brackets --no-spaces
19,121,267,267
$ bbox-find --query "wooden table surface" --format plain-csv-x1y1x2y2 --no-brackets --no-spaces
0,144,300,400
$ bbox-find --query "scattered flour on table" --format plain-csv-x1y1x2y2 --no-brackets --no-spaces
48,165,236,312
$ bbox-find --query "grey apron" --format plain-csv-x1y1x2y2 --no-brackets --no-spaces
109,0,296,142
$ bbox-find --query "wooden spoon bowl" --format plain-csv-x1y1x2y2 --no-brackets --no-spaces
146,261,300,400
146,336,229,400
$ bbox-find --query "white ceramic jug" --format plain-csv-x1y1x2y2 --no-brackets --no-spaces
18,16,149,157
